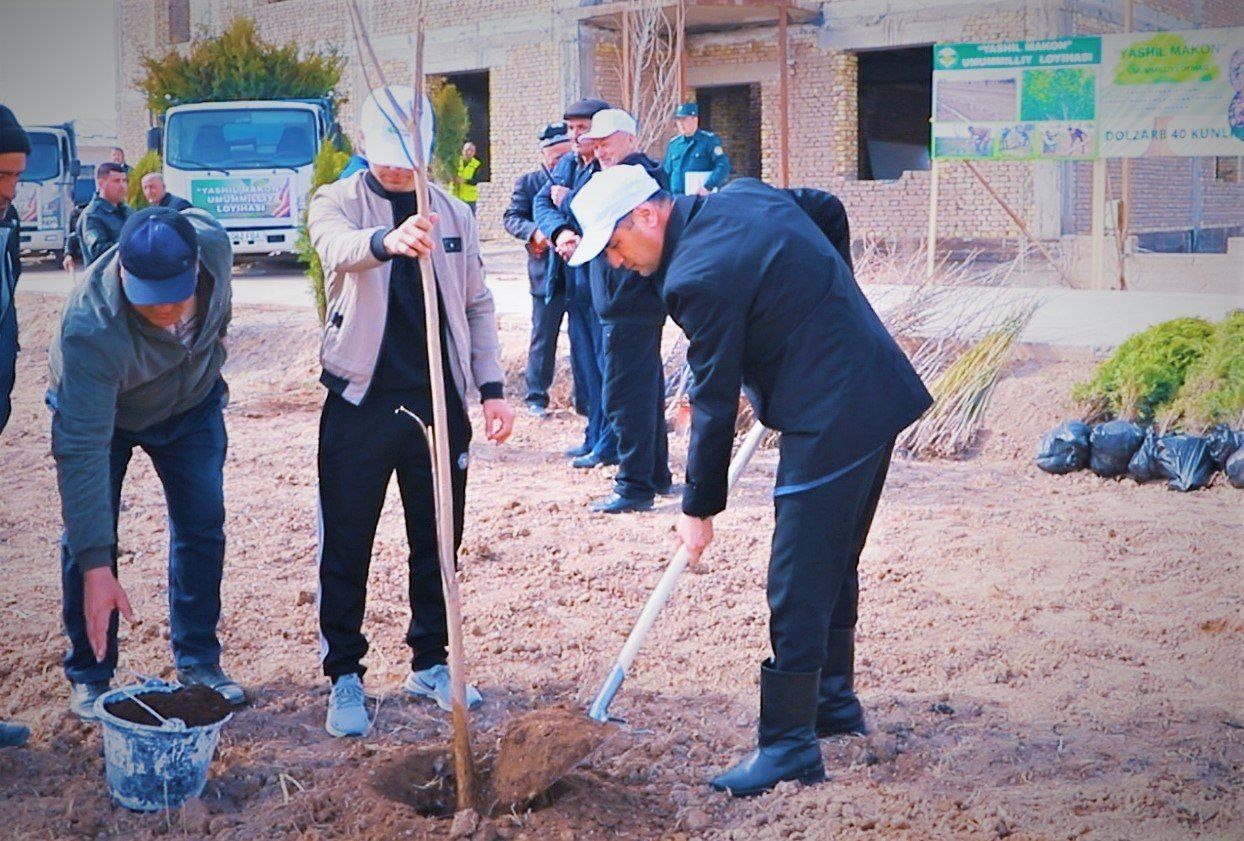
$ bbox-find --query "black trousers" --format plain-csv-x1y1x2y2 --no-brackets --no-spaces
317,388,470,679
523,290,569,409
602,321,670,499
767,442,894,674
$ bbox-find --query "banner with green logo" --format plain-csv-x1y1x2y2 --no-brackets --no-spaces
931,27,1244,160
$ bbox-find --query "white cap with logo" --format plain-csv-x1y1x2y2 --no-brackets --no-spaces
567,164,660,267
359,85,435,170
581,108,638,140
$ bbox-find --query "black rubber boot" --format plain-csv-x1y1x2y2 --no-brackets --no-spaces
817,628,867,738
709,660,826,797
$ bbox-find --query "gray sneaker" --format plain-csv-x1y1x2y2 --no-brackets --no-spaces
325,674,371,737
403,665,483,712
68,680,111,720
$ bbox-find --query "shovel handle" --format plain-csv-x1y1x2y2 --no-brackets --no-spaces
588,422,767,722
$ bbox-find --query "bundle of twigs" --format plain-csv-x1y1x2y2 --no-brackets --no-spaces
896,303,1035,458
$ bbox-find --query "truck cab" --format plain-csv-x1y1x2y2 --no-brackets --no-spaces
15,123,79,257
160,99,330,257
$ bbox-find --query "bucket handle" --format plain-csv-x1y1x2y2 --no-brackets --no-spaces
114,670,187,732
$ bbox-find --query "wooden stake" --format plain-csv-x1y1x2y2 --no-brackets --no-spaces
962,160,1069,283
926,158,939,278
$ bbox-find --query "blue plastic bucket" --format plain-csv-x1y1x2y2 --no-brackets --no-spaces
94,681,232,812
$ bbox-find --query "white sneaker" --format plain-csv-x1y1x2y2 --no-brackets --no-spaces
325,674,371,737
403,665,483,712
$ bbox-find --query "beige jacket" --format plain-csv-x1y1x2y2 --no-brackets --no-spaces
308,172,503,409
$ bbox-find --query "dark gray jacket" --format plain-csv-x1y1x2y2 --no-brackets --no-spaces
77,194,132,265
48,208,232,570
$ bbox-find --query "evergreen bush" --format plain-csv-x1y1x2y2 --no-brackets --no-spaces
296,140,350,324
1159,310,1244,432
126,150,163,210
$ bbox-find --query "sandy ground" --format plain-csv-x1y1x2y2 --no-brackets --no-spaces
0,291,1240,840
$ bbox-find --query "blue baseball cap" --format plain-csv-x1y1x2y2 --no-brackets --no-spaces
674,102,698,118
118,206,198,305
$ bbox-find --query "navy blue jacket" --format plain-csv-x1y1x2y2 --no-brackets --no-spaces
533,151,598,303
656,179,931,517
565,152,669,324
503,167,554,297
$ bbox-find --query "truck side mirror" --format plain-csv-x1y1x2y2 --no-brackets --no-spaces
70,160,82,179
147,126,163,152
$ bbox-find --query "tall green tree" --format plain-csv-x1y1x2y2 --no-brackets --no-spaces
428,78,469,186
137,17,344,115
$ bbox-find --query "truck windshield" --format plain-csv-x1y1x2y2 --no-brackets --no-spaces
166,108,317,170
20,133,61,182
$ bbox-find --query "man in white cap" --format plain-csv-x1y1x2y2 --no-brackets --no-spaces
568,166,931,796
560,109,672,513
308,85,514,738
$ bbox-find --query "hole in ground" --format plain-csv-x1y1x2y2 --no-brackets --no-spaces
371,747,458,818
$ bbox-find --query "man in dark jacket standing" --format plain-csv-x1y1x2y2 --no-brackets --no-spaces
76,161,131,265
0,104,29,437
569,166,932,796
504,122,575,418
533,98,618,467
566,109,671,512
48,205,244,718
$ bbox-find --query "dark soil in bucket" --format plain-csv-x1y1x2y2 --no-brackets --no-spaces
104,685,232,727
372,709,614,819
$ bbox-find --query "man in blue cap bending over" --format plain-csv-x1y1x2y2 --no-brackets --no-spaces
47,204,244,718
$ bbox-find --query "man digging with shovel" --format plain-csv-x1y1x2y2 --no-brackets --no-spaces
566,166,932,796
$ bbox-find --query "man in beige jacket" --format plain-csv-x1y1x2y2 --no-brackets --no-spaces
308,86,514,737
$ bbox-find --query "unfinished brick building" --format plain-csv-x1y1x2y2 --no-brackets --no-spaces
116,0,1244,267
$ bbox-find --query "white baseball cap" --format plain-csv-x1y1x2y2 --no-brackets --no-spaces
581,108,638,140
567,164,660,267
359,85,435,170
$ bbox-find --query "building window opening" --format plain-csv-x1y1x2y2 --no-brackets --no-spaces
856,45,932,181
695,84,761,181
439,70,491,184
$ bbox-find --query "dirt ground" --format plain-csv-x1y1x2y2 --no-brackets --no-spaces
0,290,1240,840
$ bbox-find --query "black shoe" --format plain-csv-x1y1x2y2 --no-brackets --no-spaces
709,660,825,797
564,443,592,458
0,721,30,748
68,680,111,720
589,493,654,514
176,664,247,707
817,629,867,738
572,453,619,469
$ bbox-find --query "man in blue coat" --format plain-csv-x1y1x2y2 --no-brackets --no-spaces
533,98,618,467
569,166,932,796
662,102,730,196
566,109,671,512
504,122,576,418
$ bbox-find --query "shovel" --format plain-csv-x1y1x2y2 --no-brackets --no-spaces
488,422,768,812
588,420,767,722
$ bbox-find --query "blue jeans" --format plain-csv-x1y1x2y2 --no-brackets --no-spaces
565,280,617,459
0,300,16,434
60,379,228,684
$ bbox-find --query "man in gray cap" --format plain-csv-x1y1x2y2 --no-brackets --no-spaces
504,122,576,418
48,204,244,718
533,98,618,466
0,103,31,749
662,102,730,196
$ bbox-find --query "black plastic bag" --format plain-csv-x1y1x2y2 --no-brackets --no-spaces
1035,420,1091,474
1203,425,1241,470
1226,447,1244,489
1127,429,1166,484
1090,420,1144,477
1156,435,1215,492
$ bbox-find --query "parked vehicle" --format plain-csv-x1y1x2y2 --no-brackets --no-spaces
15,123,80,258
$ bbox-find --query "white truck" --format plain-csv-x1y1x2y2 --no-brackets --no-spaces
157,98,336,257
15,123,80,258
